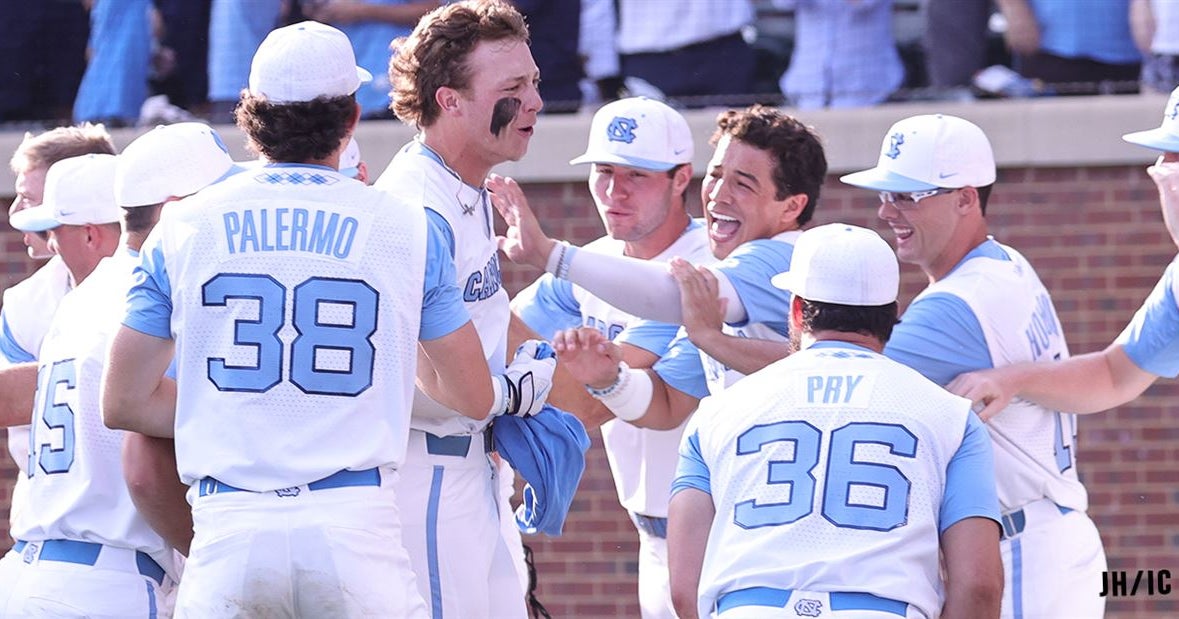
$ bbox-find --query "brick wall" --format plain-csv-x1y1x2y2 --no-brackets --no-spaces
2,163,1177,616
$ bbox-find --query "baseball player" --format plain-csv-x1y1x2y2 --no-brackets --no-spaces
493,106,828,428
840,114,1106,618
0,153,179,617
375,3,551,616
950,84,1179,417
512,96,712,618
99,21,553,618
0,124,116,595
667,223,1002,619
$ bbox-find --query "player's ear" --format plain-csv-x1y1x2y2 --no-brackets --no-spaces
671,164,692,196
777,193,807,228
789,295,804,332
435,86,461,116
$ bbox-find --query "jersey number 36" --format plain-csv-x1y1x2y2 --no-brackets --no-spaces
734,421,917,532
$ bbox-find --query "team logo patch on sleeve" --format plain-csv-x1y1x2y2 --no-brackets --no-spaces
607,116,638,143
274,487,301,497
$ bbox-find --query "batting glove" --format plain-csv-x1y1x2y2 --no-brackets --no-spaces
492,340,557,418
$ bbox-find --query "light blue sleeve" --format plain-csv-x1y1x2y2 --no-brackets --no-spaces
616,318,684,356
939,412,1001,533
0,311,35,363
123,238,174,339
1116,262,1179,378
513,274,583,340
420,210,470,341
671,429,711,497
713,238,792,332
884,292,992,386
652,331,710,399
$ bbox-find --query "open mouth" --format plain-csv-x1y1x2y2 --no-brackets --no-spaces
709,212,740,242
890,225,914,242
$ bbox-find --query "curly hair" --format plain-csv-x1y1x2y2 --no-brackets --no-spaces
235,93,356,162
388,0,529,128
10,123,115,174
711,106,828,226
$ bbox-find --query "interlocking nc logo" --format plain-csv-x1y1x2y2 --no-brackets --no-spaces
606,116,638,144
794,598,823,617
886,132,905,159
1169,98,1179,121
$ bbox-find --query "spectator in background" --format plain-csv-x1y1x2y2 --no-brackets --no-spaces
206,0,283,123
154,0,213,114
997,0,1141,94
579,0,623,105
924,0,993,90
1131,0,1179,94
0,2,88,123
512,0,583,113
306,0,441,119
73,0,153,126
615,0,757,107
776,0,904,109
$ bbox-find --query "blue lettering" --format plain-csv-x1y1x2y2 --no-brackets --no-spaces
240,210,260,253
844,375,863,402
823,376,843,403
274,208,290,251
224,212,241,254
332,217,358,258
259,208,274,251
291,208,309,252
1024,293,1061,360
806,376,823,403
462,255,503,302
309,212,340,255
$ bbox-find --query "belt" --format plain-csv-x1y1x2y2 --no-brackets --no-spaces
12,539,165,586
198,467,381,497
424,429,493,457
1000,500,1073,540
630,513,668,539
717,587,907,617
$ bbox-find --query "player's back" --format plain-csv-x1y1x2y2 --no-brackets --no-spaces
17,252,172,570
916,240,1086,512
689,342,975,618
140,165,428,491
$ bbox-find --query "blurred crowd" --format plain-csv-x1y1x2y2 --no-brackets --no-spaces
2,0,1175,129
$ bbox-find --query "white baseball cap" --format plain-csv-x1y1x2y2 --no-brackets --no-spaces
248,21,372,104
771,223,899,306
117,123,237,207
570,97,693,171
1123,85,1179,152
11,154,121,232
840,114,996,192
339,137,361,177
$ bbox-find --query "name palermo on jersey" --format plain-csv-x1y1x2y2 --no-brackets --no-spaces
223,207,358,259
463,254,502,302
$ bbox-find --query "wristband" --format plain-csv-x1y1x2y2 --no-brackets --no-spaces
544,242,567,276
587,362,629,397
588,364,653,422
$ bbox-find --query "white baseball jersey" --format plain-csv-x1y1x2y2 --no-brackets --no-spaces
515,220,713,517
123,164,466,490
885,240,1086,512
654,230,798,400
14,251,173,572
0,256,72,476
674,341,999,619
375,139,509,436
1118,255,1179,376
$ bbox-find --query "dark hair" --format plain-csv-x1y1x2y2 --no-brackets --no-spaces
711,105,827,226
976,184,993,215
389,0,529,127
235,93,356,162
800,299,900,344
122,204,163,234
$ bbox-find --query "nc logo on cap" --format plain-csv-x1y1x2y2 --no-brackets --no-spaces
606,116,638,144
885,132,904,160
1169,99,1179,121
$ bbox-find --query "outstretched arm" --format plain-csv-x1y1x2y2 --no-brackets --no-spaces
947,344,1158,419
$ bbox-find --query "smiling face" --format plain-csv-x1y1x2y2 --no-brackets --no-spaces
702,135,802,259
10,165,52,259
877,187,979,281
456,37,542,167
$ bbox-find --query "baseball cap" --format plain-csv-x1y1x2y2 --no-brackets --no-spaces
11,154,121,232
1122,85,1179,152
339,137,361,178
840,114,996,192
248,21,372,104
570,97,693,172
116,123,237,207
771,223,899,306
